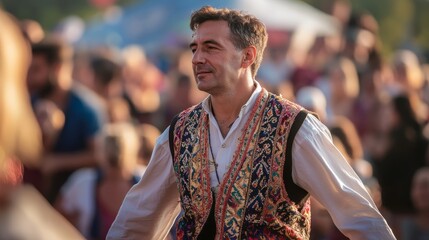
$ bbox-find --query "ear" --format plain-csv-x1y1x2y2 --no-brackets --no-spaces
241,46,257,68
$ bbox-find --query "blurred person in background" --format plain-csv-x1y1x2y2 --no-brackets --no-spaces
289,35,331,95
19,18,45,44
73,52,124,124
421,65,429,121
351,61,391,139
89,54,122,100
329,116,373,180
390,50,427,122
309,197,337,240
26,38,103,203
257,44,293,92
311,116,375,240
0,11,42,164
161,72,207,128
400,167,429,239
135,123,161,176
295,86,328,123
107,97,133,124
323,56,360,121
160,49,207,128
372,94,428,219
121,45,165,128
55,123,141,240
0,8,42,203
421,65,429,162
343,27,376,79
0,9,84,240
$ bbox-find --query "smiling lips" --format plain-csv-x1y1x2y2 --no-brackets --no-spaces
195,67,212,78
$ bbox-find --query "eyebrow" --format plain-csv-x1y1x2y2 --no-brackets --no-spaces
189,39,222,49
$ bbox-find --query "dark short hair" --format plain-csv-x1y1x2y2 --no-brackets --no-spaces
31,38,73,65
190,6,268,78
90,56,121,86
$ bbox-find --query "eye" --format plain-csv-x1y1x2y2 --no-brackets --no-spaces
207,45,217,50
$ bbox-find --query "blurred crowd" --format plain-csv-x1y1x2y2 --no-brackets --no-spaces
1,0,429,239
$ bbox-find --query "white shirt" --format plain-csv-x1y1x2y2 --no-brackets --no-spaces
107,82,396,240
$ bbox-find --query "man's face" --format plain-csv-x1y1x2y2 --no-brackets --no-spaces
190,20,243,95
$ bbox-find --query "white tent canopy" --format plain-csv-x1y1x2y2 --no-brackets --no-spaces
76,0,339,53
237,0,338,36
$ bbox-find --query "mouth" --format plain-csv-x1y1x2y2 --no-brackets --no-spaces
195,71,212,79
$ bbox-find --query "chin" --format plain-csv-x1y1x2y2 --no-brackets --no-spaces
196,81,210,92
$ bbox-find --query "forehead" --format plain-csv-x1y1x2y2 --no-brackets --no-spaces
191,20,232,44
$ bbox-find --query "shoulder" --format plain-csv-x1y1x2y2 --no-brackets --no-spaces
268,92,304,113
294,114,332,145
177,102,204,119
68,88,105,124
69,88,103,114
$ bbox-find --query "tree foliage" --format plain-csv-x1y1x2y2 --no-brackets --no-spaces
0,0,138,30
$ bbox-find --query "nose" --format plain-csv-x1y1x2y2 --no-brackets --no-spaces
192,48,205,65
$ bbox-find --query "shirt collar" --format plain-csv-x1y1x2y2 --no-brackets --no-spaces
201,80,262,118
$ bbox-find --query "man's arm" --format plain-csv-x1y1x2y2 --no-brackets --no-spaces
107,128,181,240
292,115,396,240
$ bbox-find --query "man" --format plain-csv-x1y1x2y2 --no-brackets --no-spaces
26,39,103,203
108,6,395,239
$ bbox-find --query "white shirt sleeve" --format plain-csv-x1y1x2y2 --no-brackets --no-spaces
292,114,396,240
107,128,181,240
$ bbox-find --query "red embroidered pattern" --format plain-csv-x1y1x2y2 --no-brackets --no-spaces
172,90,310,239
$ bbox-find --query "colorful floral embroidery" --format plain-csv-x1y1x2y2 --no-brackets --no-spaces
172,90,311,240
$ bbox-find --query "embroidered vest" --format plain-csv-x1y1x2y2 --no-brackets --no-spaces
171,89,311,240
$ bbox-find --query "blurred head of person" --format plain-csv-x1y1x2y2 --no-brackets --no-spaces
95,123,139,178
348,11,379,35
136,124,161,166
27,38,74,97
326,0,352,29
390,94,421,130
411,167,429,213
295,86,327,122
169,73,206,110
328,56,360,102
19,19,45,44
392,50,424,92
90,55,122,99
107,97,131,123
121,45,162,114
344,28,376,66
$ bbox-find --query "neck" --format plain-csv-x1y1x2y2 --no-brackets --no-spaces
210,80,255,120
210,80,256,137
